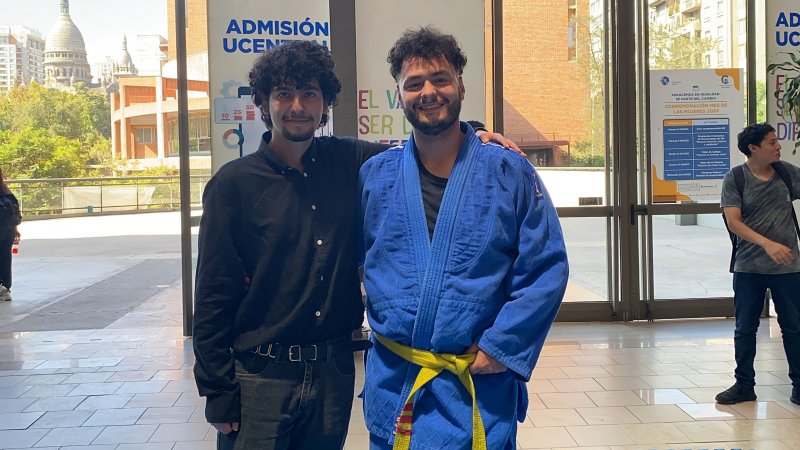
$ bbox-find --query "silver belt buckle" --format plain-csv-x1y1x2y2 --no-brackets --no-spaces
288,344,317,361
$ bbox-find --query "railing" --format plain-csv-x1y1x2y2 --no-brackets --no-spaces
6,175,210,217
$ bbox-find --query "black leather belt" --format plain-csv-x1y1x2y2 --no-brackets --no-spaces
248,336,371,363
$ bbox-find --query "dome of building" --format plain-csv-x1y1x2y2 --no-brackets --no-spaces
116,36,135,68
45,0,86,54
43,0,92,87
112,36,138,78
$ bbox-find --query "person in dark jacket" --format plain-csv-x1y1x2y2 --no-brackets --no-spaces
0,168,21,302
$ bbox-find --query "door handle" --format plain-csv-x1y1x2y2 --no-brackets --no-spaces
630,204,647,226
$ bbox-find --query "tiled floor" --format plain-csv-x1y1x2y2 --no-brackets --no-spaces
2,303,799,450
7,212,795,449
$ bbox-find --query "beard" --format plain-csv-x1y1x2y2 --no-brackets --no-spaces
404,98,461,136
277,116,318,142
283,127,316,142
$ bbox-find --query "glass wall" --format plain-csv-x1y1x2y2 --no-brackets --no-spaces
561,217,610,302
646,0,749,303
651,214,733,299
500,0,609,179
494,0,613,311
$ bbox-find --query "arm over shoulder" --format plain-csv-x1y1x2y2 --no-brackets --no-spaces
353,138,393,167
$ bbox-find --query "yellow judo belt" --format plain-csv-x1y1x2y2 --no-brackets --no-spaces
374,334,486,450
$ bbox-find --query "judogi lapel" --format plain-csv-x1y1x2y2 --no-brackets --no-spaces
400,130,482,350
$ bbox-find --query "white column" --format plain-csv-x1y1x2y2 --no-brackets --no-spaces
119,85,128,159
111,116,117,160
155,76,165,159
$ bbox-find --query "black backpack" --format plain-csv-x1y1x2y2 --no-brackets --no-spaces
723,162,800,273
0,194,21,233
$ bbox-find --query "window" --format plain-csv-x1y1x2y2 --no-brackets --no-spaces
717,49,724,66
134,127,153,144
168,116,210,155
567,1,577,61
717,25,724,41
738,18,746,35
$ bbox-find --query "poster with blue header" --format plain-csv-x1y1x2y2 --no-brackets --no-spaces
766,1,800,163
207,0,331,172
650,69,744,203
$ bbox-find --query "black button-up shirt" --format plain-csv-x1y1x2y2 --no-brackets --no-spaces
193,132,387,422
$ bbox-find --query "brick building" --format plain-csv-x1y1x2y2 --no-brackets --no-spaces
496,0,593,167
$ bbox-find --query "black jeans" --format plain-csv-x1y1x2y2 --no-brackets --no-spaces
0,231,13,289
217,351,357,450
733,272,800,387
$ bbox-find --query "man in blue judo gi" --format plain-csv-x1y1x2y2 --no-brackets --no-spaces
358,27,569,450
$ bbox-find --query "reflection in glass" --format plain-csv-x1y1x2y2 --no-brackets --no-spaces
499,0,607,171
652,215,733,299
560,217,609,302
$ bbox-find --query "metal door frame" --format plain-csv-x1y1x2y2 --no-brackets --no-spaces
622,0,758,320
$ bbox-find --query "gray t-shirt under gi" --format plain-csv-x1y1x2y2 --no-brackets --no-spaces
720,162,800,274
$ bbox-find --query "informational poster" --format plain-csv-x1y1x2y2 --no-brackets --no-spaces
207,0,330,171
766,1,800,165
650,69,744,203
354,0,486,145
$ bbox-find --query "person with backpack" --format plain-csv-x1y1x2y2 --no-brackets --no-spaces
0,168,21,302
717,123,800,405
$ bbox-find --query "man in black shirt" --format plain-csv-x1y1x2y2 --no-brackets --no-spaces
194,41,516,450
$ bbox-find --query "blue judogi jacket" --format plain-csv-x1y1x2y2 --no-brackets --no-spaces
358,124,568,449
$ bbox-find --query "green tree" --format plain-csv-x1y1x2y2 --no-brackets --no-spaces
566,11,607,168
756,80,767,124
571,140,605,167
0,83,111,178
649,23,719,70
0,128,86,178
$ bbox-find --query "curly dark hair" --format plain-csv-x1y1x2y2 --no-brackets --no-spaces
387,27,467,81
737,123,776,156
248,41,341,129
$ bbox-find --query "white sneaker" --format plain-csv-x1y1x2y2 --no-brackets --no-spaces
0,285,11,301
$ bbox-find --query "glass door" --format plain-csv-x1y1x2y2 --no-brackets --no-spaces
494,0,616,321
629,0,754,319
492,0,753,321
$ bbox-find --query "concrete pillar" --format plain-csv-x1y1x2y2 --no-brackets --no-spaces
120,119,128,159
111,118,118,160
156,76,166,160
119,85,128,159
